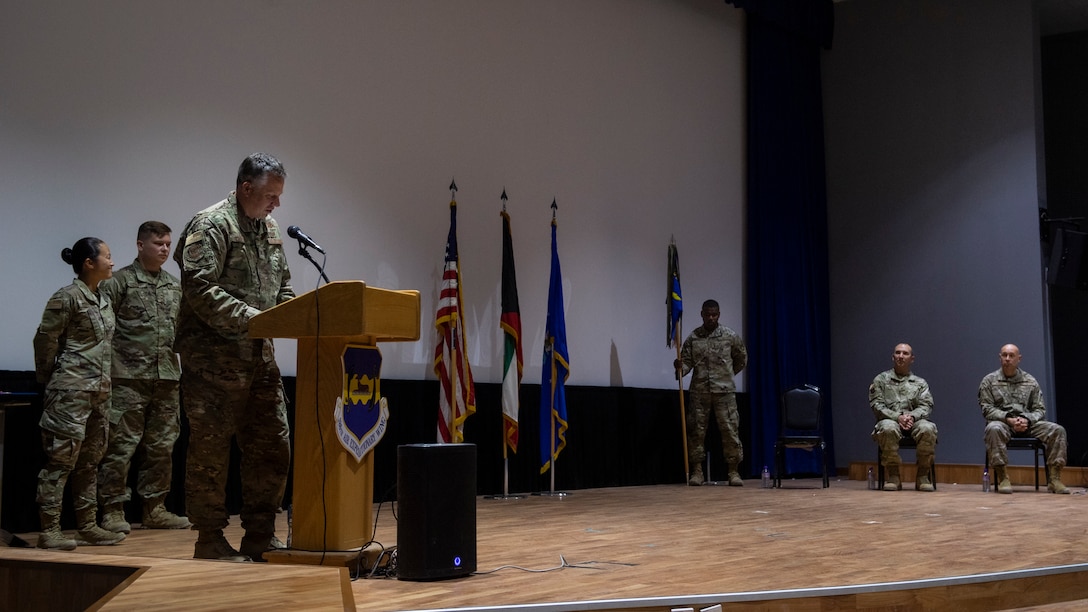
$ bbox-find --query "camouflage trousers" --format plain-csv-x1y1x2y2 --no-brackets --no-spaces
180,350,290,534
686,391,743,467
97,379,181,506
37,389,110,513
872,418,937,466
984,419,1067,467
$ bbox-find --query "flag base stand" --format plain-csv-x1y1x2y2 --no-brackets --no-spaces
483,494,526,500
703,459,731,486
531,491,570,498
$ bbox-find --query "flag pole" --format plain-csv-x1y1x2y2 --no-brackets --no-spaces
535,343,567,498
486,189,524,501
550,385,557,493
486,434,523,499
675,319,689,481
669,238,689,482
536,199,568,498
447,180,458,443
502,442,510,496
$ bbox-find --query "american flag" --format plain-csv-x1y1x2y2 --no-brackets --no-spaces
434,197,476,443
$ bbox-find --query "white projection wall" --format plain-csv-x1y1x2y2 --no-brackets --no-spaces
0,0,745,389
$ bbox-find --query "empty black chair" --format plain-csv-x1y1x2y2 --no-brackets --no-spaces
984,436,1047,491
773,384,829,488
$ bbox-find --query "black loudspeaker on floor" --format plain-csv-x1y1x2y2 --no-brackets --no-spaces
396,443,477,581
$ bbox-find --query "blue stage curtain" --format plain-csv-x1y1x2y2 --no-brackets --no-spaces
727,0,836,477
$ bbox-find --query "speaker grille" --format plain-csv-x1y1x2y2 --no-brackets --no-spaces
396,443,477,580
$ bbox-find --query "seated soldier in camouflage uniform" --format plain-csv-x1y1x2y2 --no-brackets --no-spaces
870,343,938,492
979,343,1069,494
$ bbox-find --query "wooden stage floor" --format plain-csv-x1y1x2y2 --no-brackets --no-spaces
5,478,1088,611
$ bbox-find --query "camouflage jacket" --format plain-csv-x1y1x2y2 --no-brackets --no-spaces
678,325,747,394
33,279,114,391
99,258,181,381
869,369,933,422
978,368,1046,425
173,192,295,360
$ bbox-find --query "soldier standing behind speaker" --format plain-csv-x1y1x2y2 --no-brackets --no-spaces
97,221,190,534
174,153,295,562
33,237,125,549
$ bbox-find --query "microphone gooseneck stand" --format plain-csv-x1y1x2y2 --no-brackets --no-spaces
298,245,330,284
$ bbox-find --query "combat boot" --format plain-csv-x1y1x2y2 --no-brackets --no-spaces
882,465,902,491
240,532,286,563
916,471,934,492
141,498,191,529
916,455,935,492
75,507,125,545
37,506,76,551
994,465,1013,494
727,463,744,487
100,502,131,534
688,463,704,486
194,529,250,562
1048,465,1071,494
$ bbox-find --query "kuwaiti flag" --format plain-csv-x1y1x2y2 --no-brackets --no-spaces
434,198,476,443
540,214,569,474
667,242,683,348
500,209,523,453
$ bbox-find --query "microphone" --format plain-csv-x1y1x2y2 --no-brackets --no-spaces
287,225,325,254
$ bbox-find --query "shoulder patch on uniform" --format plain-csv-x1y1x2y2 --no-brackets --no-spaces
185,230,205,246
45,298,64,310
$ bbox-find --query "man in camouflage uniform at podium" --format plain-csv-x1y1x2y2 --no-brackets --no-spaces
98,221,190,534
174,153,295,561
870,343,938,492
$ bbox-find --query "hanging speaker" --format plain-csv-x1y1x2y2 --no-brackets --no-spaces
396,443,477,581
1047,228,1088,289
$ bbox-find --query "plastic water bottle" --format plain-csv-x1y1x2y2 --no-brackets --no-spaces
867,466,876,490
982,469,990,493
761,465,771,488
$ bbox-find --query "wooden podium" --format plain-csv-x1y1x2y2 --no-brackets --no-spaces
248,281,420,565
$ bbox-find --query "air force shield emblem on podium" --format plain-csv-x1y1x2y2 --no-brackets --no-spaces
335,345,389,462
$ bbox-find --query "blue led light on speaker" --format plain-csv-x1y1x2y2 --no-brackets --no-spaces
454,556,462,567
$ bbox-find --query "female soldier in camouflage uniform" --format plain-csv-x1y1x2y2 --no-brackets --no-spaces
32,237,126,549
